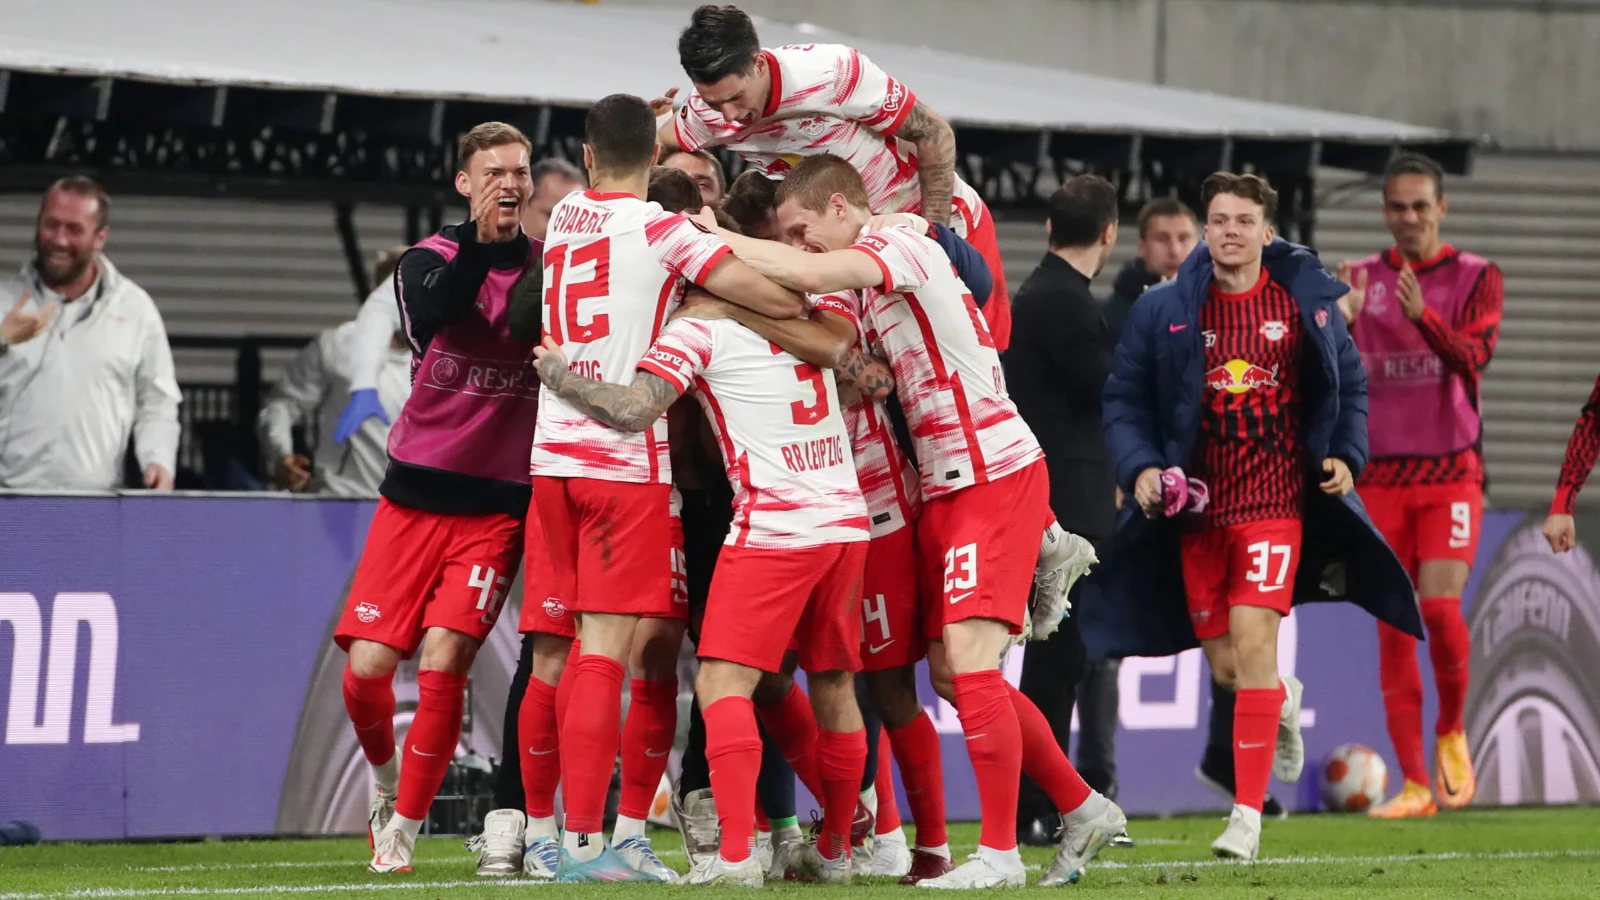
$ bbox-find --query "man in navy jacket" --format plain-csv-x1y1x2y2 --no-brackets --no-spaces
1087,173,1418,861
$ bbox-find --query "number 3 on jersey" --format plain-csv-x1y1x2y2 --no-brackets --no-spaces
543,238,611,344
769,341,830,425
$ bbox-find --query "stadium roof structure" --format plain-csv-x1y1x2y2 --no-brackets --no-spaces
0,0,1475,216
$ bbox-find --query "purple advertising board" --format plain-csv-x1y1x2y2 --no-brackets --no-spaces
2,495,1596,839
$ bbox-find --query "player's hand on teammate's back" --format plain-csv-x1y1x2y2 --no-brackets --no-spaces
531,336,570,387
1543,513,1577,553
1335,261,1368,324
1396,263,1426,321
1320,457,1354,497
865,213,929,234
1134,467,1165,517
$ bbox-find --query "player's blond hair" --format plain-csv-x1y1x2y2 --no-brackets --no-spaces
456,122,532,172
774,154,871,214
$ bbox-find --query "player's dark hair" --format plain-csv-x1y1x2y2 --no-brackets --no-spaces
679,4,762,85
1383,152,1445,201
662,148,728,199
584,94,659,174
1136,196,1197,239
648,166,705,215
1201,172,1278,222
721,169,778,234
1047,175,1118,250
774,154,870,214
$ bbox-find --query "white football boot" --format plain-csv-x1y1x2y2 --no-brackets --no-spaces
468,809,524,877
686,853,765,887
1211,804,1261,861
865,827,913,877
1040,793,1127,886
615,834,679,883
917,847,1027,889
672,788,721,872
1030,524,1098,641
368,822,415,874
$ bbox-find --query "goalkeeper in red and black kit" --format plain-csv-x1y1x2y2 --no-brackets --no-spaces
1091,172,1419,862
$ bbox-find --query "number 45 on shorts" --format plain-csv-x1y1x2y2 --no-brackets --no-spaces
944,543,978,603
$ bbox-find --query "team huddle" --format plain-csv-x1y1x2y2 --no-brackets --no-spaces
327,2,1495,890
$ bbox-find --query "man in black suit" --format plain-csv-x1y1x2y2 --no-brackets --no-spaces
1002,175,1121,843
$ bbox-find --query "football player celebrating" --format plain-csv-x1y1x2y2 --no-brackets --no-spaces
529,93,802,881
689,154,1122,889
1098,172,1418,860
658,4,1015,350
531,292,873,887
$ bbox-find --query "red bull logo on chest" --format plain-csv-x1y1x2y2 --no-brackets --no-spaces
1206,359,1279,394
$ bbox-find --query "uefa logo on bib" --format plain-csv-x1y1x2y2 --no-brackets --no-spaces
431,357,460,386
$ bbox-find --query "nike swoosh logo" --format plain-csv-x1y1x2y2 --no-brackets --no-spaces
412,748,439,757
949,591,974,604
965,734,987,741
1441,768,1458,795
1258,584,1286,593
868,641,895,654
528,748,557,756
1238,741,1268,750
646,749,669,758
1169,324,1188,332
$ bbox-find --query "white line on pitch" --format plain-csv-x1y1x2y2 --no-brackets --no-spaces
4,847,1598,899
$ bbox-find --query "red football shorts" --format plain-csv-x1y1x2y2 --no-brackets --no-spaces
1361,482,1483,578
1179,518,1302,641
954,195,1010,353
699,541,868,674
859,525,925,671
533,476,672,617
917,459,1051,636
336,497,523,656
520,494,575,638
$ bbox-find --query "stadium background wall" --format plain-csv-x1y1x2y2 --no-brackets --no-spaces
0,495,1596,840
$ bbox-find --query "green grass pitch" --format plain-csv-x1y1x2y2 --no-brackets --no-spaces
3,808,1598,898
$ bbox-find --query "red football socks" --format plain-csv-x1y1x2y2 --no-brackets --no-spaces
951,670,1022,851
341,664,396,767
618,677,679,820
554,640,580,738
816,729,868,860
395,670,467,820
873,732,903,835
1422,597,1471,735
756,682,825,800
704,696,763,864
1233,685,1285,812
1378,622,1430,784
517,676,561,819
560,654,626,835
888,712,948,848
1008,683,1092,813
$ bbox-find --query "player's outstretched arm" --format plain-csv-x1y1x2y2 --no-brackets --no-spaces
698,253,807,320
531,338,678,434
894,101,957,226
704,225,884,296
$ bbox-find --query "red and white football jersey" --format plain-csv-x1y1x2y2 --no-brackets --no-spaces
852,225,1042,497
675,43,986,236
530,190,731,484
639,317,870,550
809,291,921,539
